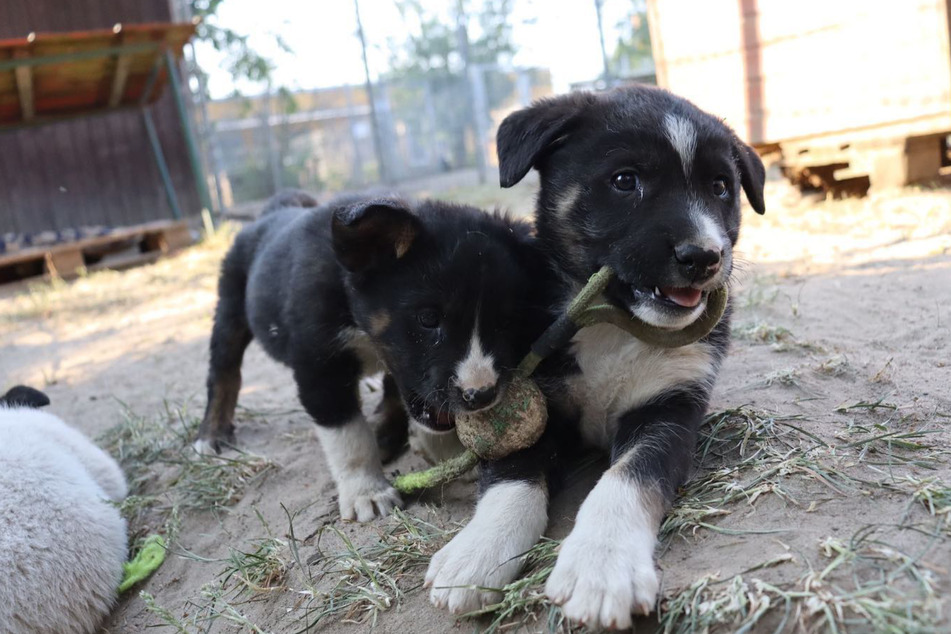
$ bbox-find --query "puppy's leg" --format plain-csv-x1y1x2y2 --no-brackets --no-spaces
546,389,704,630
425,433,555,614
372,374,409,464
295,354,401,521
196,258,253,454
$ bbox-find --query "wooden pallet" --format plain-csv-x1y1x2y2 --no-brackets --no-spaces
0,219,192,284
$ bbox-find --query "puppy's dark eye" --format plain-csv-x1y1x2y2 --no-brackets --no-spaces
611,171,639,192
713,178,729,199
417,307,440,329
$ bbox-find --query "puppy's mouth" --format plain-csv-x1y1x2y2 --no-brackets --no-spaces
416,405,456,432
607,277,716,330
634,285,705,310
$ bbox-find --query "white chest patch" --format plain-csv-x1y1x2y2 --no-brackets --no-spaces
566,324,717,449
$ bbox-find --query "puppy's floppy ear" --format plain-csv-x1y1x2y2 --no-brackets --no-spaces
332,198,421,272
496,94,588,188
0,385,51,408
734,140,766,214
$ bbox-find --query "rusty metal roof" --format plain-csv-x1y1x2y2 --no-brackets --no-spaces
0,21,196,129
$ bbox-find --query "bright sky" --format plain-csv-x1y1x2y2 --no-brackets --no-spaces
193,0,637,99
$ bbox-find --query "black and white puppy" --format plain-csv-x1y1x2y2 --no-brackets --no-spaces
425,86,765,626
196,192,553,521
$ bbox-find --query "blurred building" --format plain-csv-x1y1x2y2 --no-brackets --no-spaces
648,0,951,195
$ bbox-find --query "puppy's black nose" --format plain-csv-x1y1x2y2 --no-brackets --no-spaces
461,385,498,411
674,243,721,281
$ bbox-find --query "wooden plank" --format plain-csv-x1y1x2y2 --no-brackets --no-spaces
13,50,34,121
108,52,133,107
86,250,161,273
0,220,187,268
43,248,84,278
650,0,951,145
142,223,192,253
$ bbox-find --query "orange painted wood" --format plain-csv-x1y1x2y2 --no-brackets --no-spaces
0,21,196,126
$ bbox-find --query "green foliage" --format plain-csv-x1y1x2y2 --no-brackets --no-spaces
389,0,515,79
612,0,653,75
190,0,277,85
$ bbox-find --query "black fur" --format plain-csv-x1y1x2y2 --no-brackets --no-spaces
0,385,50,409
488,85,766,613
489,86,768,488
197,192,554,465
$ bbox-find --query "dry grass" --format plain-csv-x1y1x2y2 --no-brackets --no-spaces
98,399,274,545
292,508,454,629
8,180,948,633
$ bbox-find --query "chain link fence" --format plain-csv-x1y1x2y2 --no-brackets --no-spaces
202,66,552,207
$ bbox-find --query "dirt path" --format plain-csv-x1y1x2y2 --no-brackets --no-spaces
1,177,949,633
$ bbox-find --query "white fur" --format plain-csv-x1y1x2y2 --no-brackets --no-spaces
192,437,217,456
314,418,401,521
546,462,660,630
409,419,466,465
663,113,697,178
454,331,498,394
0,407,128,634
689,199,728,255
567,325,717,449
426,481,548,613
631,295,707,329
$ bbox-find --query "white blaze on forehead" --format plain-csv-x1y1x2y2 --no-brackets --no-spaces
455,330,499,392
663,113,697,177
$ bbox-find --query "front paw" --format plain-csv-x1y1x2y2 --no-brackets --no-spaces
545,530,659,630
337,473,402,521
425,526,522,613
425,481,548,614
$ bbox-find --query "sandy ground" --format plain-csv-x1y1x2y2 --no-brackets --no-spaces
1,172,950,633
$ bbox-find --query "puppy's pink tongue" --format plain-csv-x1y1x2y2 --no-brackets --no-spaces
661,287,702,308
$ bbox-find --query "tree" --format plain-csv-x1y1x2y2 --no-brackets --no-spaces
612,0,653,77
385,0,516,171
189,0,286,88
389,0,515,78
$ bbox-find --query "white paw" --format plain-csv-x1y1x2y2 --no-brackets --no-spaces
337,473,402,522
192,438,218,456
545,526,659,630
425,482,547,614
425,526,520,613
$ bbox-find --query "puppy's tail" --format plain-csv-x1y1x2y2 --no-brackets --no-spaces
0,385,51,409
260,189,319,216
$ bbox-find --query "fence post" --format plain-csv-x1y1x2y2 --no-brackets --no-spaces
468,64,491,183
164,49,214,221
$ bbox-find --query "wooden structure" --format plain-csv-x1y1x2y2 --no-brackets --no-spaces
647,0,951,195
0,220,192,284
0,1,209,283
0,2,210,283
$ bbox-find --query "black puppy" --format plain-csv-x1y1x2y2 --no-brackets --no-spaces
196,192,553,521
425,86,766,626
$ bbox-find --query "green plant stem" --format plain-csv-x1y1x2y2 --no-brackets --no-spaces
393,451,479,494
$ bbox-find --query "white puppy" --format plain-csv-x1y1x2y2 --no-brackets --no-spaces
0,386,128,634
